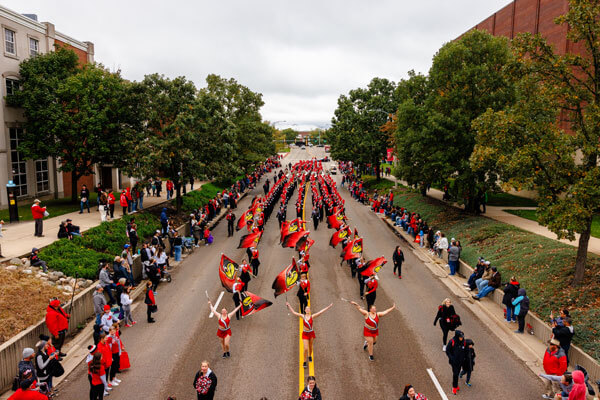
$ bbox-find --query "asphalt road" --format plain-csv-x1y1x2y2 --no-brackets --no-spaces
57,146,543,400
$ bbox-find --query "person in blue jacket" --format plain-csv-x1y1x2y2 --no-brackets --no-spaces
160,208,168,236
512,288,530,334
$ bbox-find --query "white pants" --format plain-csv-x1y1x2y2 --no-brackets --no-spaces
100,207,107,222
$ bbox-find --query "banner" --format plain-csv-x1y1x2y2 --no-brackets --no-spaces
329,225,351,248
218,254,238,292
327,209,345,230
341,237,363,260
282,231,310,249
240,291,273,316
359,256,387,276
237,208,254,231
271,258,299,297
238,231,262,248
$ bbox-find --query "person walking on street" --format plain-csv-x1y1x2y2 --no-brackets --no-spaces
399,385,428,400
145,281,156,323
349,301,396,362
434,298,457,351
193,361,217,400
226,210,236,237
311,207,319,231
364,274,378,311
238,259,252,292
80,184,91,214
44,299,69,356
286,302,333,369
512,288,530,334
296,272,310,314
299,376,322,400
31,199,46,237
459,338,476,387
207,300,241,359
393,246,404,278
445,330,466,395
232,278,244,321
250,246,260,277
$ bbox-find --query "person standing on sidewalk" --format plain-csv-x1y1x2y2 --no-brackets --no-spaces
80,184,91,214
512,288,530,334
107,190,116,219
502,277,520,323
540,338,568,399
99,191,108,222
145,281,156,323
119,191,128,216
445,330,465,395
193,360,217,400
44,299,69,357
31,199,46,237
392,246,404,278
93,285,107,326
447,239,460,276
434,298,456,351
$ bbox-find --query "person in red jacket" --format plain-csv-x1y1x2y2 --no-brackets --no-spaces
44,299,69,356
7,376,48,400
144,281,156,323
96,333,113,390
119,191,128,216
125,187,133,213
31,199,46,237
541,338,568,398
107,190,116,219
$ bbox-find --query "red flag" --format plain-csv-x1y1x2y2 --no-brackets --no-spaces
238,231,262,248
280,218,304,243
282,231,310,248
271,258,300,297
218,254,238,292
341,238,363,260
240,291,273,316
329,226,351,248
237,208,254,231
295,236,315,252
327,210,345,229
359,256,387,276
353,227,359,239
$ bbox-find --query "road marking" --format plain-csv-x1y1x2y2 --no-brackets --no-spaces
209,291,224,318
426,368,449,400
299,182,314,395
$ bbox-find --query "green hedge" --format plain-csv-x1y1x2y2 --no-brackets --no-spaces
392,189,600,361
38,240,106,279
181,182,227,211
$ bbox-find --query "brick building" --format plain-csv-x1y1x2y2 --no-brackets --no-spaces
0,4,124,208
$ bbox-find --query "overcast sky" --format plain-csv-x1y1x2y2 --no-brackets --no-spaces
4,0,511,130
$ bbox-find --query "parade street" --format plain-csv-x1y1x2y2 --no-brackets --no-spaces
56,147,543,399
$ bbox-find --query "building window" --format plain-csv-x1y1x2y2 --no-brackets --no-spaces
5,29,16,55
29,37,39,56
6,78,20,95
9,127,27,196
35,159,49,193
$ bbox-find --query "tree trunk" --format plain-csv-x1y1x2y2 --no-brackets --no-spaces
71,172,79,204
375,161,380,180
175,182,182,212
572,218,592,286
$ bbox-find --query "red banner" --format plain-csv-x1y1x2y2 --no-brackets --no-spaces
271,258,300,297
238,231,262,248
329,226,351,248
282,231,310,249
341,238,363,260
218,254,238,292
240,291,273,316
359,256,387,276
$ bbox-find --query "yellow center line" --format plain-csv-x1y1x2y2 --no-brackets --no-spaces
298,180,313,395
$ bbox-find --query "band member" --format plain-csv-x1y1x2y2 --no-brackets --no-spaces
349,301,396,361
286,302,333,368
364,274,378,311
207,300,241,359
238,259,252,292
250,247,260,277
296,272,310,314
232,278,245,321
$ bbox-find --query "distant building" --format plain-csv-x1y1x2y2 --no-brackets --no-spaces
0,4,122,208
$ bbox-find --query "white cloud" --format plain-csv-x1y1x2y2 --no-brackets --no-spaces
4,0,512,129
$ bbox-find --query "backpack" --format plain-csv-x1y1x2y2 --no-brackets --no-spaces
449,314,462,331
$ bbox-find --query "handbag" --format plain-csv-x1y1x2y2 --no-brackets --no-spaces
43,210,50,217
120,351,131,370
49,358,64,377
151,305,158,313
81,197,87,202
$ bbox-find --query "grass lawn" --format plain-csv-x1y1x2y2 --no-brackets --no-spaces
487,192,538,207
392,188,600,362
362,175,396,192
505,209,600,239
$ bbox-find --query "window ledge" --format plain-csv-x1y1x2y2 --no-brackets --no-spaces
4,52,18,60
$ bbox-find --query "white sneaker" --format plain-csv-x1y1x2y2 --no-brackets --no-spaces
104,391,110,396
114,378,121,383
462,283,470,287
110,380,119,386
465,287,471,291
442,345,446,351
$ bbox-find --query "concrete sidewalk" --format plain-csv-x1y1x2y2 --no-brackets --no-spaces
0,182,201,261
386,176,600,256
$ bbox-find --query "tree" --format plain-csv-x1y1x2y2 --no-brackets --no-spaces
281,128,297,143
329,77,397,179
394,31,514,210
472,1,600,285
10,48,131,202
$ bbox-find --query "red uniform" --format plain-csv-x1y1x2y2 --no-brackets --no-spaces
217,315,232,338
365,278,378,294
363,313,379,337
302,316,316,340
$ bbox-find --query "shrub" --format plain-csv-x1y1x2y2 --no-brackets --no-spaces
80,213,160,254
38,240,105,279
181,182,228,211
